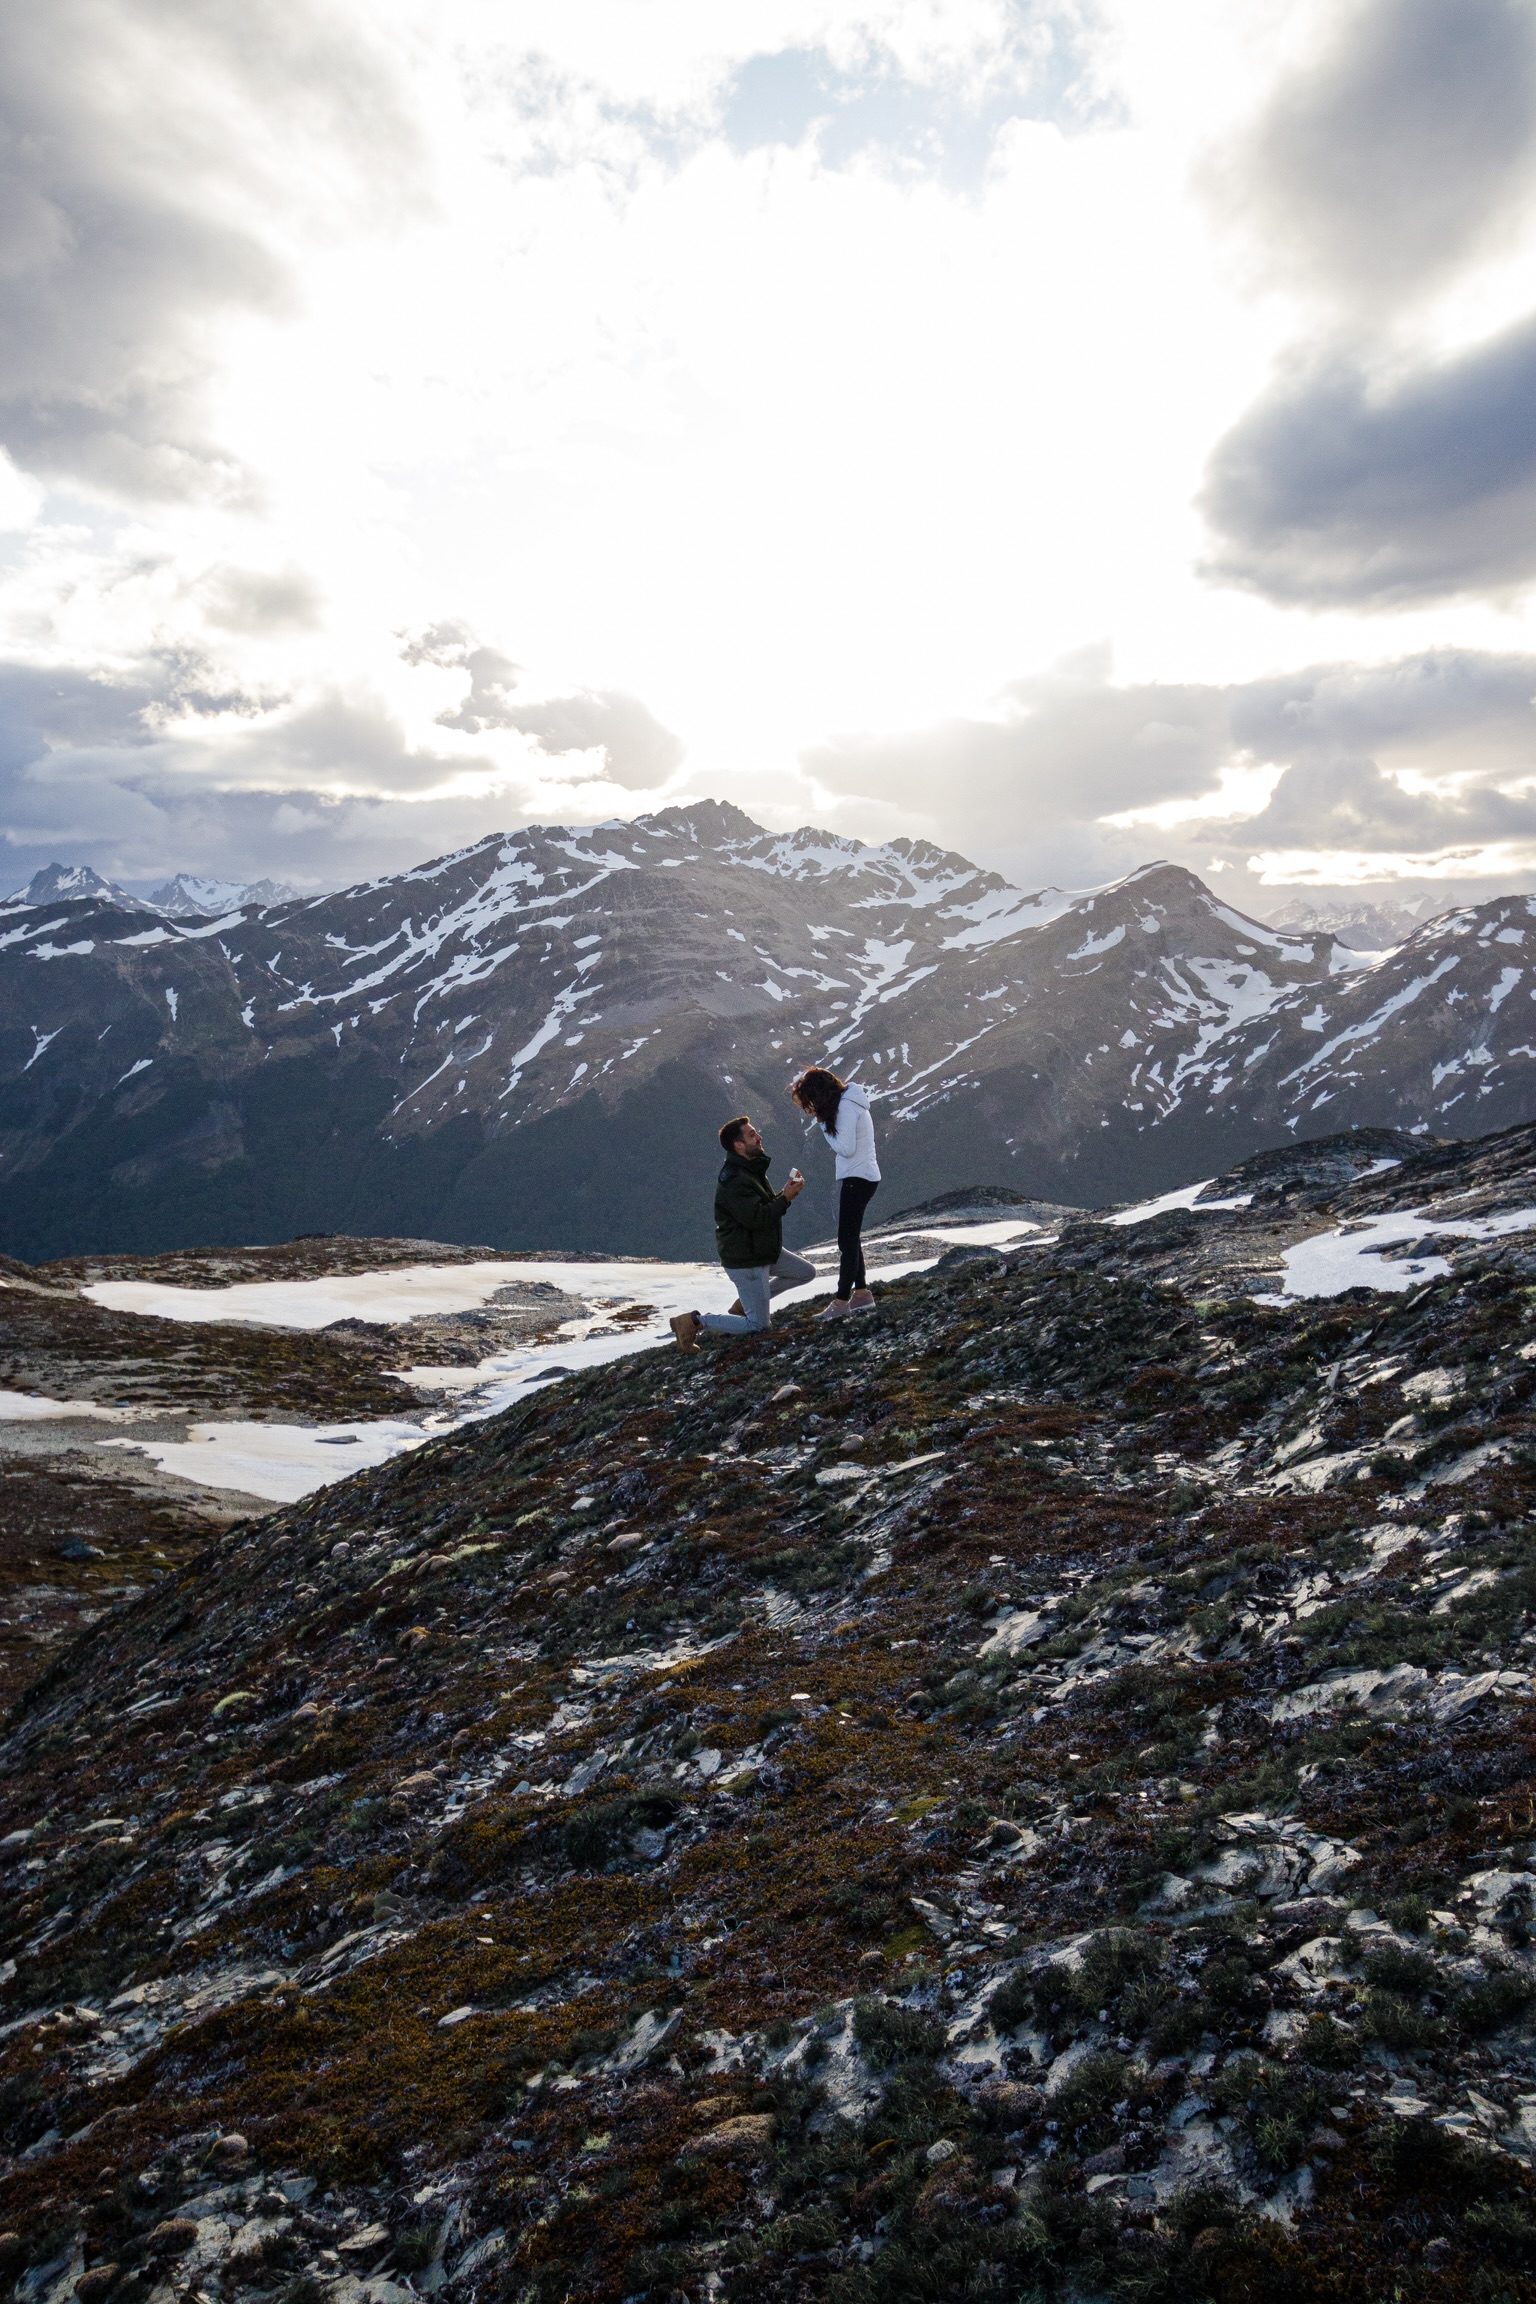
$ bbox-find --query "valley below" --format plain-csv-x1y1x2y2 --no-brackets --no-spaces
11,1127,1536,2298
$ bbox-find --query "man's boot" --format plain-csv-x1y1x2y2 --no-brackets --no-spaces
670,1311,703,1351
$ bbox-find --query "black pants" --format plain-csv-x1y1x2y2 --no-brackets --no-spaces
838,1177,879,1299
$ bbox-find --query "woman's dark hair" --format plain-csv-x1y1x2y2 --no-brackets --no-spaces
791,1067,845,1129
719,1115,752,1152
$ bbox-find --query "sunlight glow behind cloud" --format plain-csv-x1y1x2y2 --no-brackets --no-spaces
4,0,1536,918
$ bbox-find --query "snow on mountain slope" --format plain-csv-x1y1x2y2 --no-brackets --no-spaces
148,872,300,916
6,802,1536,1258
2,861,151,912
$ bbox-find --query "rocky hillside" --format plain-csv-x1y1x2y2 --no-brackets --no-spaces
8,803,1536,1260
11,1124,1536,2297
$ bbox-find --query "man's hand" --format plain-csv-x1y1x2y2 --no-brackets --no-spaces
783,1173,805,1202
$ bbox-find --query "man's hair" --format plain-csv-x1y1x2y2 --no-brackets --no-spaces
719,1115,752,1153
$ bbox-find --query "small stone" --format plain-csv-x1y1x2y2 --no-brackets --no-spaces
208,2133,249,2165
606,1532,646,1552
1081,2143,1125,2176
925,2138,959,2164
338,2222,390,2255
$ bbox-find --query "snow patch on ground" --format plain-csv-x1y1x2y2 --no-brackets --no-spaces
1270,1207,1536,1299
1105,1182,1254,1227
101,1418,436,1506
83,1223,1020,1502
0,1391,137,1423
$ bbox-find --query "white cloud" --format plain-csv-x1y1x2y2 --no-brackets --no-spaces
7,1,1536,910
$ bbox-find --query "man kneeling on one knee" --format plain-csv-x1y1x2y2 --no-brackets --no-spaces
670,1116,815,1350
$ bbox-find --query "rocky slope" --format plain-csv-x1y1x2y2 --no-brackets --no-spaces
11,1126,1536,2296
9,803,1536,1260
0,1248,441,1710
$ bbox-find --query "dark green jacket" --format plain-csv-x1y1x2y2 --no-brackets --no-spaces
714,1149,789,1269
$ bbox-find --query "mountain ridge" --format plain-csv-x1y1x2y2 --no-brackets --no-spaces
4,804,1536,1260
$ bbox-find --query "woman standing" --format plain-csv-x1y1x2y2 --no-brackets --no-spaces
790,1067,880,1319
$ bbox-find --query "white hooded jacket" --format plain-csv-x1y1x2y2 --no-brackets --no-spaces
820,1079,880,1183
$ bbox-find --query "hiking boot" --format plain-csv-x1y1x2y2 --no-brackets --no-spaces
849,1287,877,1313
814,1297,851,1321
670,1311,703,1351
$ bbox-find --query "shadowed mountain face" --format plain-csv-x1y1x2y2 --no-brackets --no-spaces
11,1121,1536,2296
6,799,1536,1258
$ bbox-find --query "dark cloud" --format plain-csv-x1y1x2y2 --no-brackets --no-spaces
1228,0,1536,305
1201,317,1536,605
498,690,685,789
1202,0,1536,609
0,644,687,892
8,645,1536,916
805,647,1536,902
0,0,419,502
401,621,683,786
402,621,523,733
805,655,1231,849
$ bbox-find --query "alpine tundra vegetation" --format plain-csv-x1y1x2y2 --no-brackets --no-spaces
9,1126,1536,2296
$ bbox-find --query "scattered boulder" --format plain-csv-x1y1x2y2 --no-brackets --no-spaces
691,2113,775,2154
933,1244,1008,1275
146,2220,199,2257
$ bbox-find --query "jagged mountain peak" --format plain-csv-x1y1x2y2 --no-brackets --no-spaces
635,796,766,843
4,860,151,912
147,872,301,918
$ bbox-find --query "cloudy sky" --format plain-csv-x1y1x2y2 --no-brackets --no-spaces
6,0,1536,917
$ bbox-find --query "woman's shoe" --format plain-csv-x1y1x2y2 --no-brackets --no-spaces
849,1288,876,1312
815,1297,851,1321
670,1311,702,1350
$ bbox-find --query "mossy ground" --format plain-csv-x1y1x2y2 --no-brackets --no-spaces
10,1185,1536,2299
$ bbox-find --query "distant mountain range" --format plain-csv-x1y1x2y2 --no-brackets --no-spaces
1265,891,1451,951
3,800,1535,1259
6,863,299,916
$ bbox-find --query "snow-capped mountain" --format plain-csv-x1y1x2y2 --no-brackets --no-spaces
5,799,1536,1258
4,864,300,919
4,861,153,912
1266,892,1448,951
147,872,301,917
